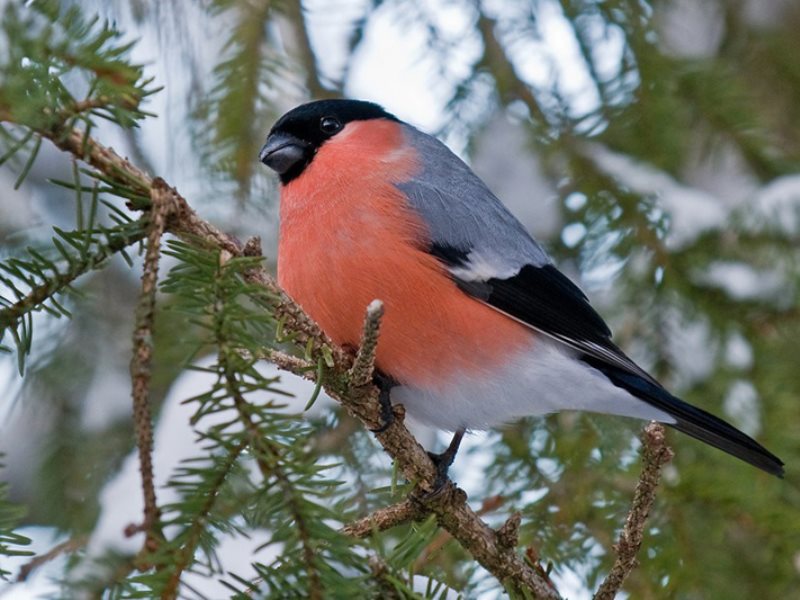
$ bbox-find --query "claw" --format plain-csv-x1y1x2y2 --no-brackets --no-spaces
425,428,465,495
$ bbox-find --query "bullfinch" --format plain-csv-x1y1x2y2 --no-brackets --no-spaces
259,99,784,478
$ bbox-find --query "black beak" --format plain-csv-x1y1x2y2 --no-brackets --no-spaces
259,132,308,175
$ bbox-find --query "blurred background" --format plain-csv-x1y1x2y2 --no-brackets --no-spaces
1,0,799,597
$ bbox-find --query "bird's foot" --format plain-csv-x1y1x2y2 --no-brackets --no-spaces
424,428,465,498
368,371,397,433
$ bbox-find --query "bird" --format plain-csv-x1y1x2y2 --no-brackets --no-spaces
259,98,784,479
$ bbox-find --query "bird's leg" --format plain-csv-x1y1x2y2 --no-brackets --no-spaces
427,428,466,490
369,371,397,433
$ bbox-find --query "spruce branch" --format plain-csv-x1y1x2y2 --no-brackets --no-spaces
307,306,561,599
0,463,33,580
593,423,674,600
161,438,248,600
128,180,172,554
0,223,147,331
224,368,324,600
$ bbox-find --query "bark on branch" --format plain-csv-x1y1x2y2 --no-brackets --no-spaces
594,422,674,599
128,180,171,554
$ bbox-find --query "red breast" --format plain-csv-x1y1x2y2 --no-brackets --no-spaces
278,119,530,388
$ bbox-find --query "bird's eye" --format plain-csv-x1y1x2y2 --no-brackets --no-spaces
320,116,342,134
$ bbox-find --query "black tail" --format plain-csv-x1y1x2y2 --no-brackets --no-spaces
587,360,785,478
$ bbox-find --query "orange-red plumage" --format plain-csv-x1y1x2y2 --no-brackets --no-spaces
278,119,530,388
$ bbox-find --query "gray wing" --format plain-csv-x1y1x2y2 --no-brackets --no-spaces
397,123,551,281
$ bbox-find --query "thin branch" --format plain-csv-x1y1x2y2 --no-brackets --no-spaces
224,368,324,600
341,498,423,538
161,438,249,600
16,536,88,582
0,223,147,330
257,347,315,374
593,422,674,600
49,126,152,194
128,180,171,553
413,494,505,571
496,511,521,551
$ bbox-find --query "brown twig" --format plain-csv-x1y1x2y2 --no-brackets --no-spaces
593,422,674,600
257,347,315,374
349,299,384,387
16,535,88,582
341,498,423,538
128,179,171,553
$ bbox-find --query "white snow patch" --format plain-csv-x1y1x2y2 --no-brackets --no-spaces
412,575,460,599
183,528,281,596
665,310,717,388
656,0,725,59
723,380,761,437
562,222,587,247
747,174,800,235
0,526,66,599
701,261,785,302
584,143,728,248
724,331,754,370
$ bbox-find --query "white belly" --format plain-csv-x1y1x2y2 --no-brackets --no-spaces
391,339,675,431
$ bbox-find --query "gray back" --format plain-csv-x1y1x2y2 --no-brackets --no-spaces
396,124,551,279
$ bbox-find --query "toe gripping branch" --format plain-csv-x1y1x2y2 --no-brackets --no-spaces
426,428,465,493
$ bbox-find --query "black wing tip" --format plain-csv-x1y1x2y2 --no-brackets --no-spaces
670,418,785,478
591,361,786,478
